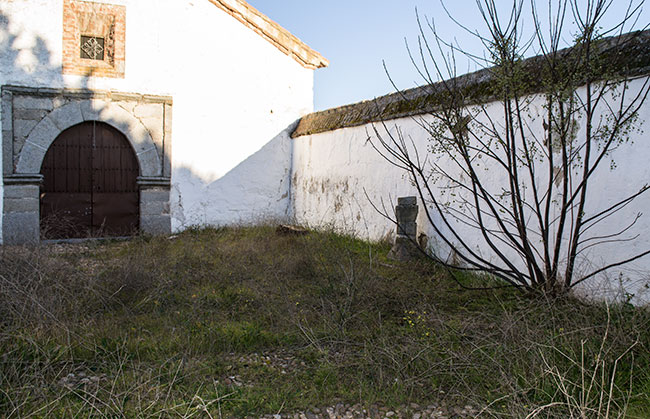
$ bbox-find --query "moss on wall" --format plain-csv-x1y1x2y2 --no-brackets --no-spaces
292,30,650,138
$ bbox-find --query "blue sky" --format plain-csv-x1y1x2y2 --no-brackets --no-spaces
246,1,649,111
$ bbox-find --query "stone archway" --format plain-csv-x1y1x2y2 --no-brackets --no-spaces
2,86,172,244
16,99,160,176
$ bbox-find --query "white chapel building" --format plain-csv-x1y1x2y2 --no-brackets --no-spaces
0,0,327,244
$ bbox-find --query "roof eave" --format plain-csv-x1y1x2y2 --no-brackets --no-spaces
207,0,329,70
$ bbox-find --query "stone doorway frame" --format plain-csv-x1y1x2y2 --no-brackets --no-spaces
2,85,173,244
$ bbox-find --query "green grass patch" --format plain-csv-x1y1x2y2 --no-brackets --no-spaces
0,226,648,417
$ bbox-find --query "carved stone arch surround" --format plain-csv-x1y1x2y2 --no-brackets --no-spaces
17,100,160,175
2,86,173,244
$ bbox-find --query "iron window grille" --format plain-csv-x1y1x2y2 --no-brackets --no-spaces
80,35,105,60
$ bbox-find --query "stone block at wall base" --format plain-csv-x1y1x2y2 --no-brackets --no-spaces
140,214,171,235
4,184,40,199
2,181,41,244
388,236,420,261
3,197,39,213
140,188,170,203
141,200,170,216
3,212,40,245
139,186,171,234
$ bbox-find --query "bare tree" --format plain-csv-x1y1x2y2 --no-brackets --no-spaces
372,0,650,294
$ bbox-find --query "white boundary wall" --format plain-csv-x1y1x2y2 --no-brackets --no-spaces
291,76,650,304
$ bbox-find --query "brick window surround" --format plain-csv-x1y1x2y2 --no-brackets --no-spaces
62,0,125,78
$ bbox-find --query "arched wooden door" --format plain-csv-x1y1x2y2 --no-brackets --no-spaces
40,121,140,239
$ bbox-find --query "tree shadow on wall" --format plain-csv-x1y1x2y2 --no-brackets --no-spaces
0,10,73,89
1,8,94,243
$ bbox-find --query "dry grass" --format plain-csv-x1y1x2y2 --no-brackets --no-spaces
0,226,648,417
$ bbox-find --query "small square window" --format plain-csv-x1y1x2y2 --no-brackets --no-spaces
63,1,125,78
80,35,105,60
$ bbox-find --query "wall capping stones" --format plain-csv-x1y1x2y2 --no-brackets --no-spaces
292,29,650,138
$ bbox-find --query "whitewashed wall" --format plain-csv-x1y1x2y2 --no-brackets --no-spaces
292,76,650,304
0,0,314,239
